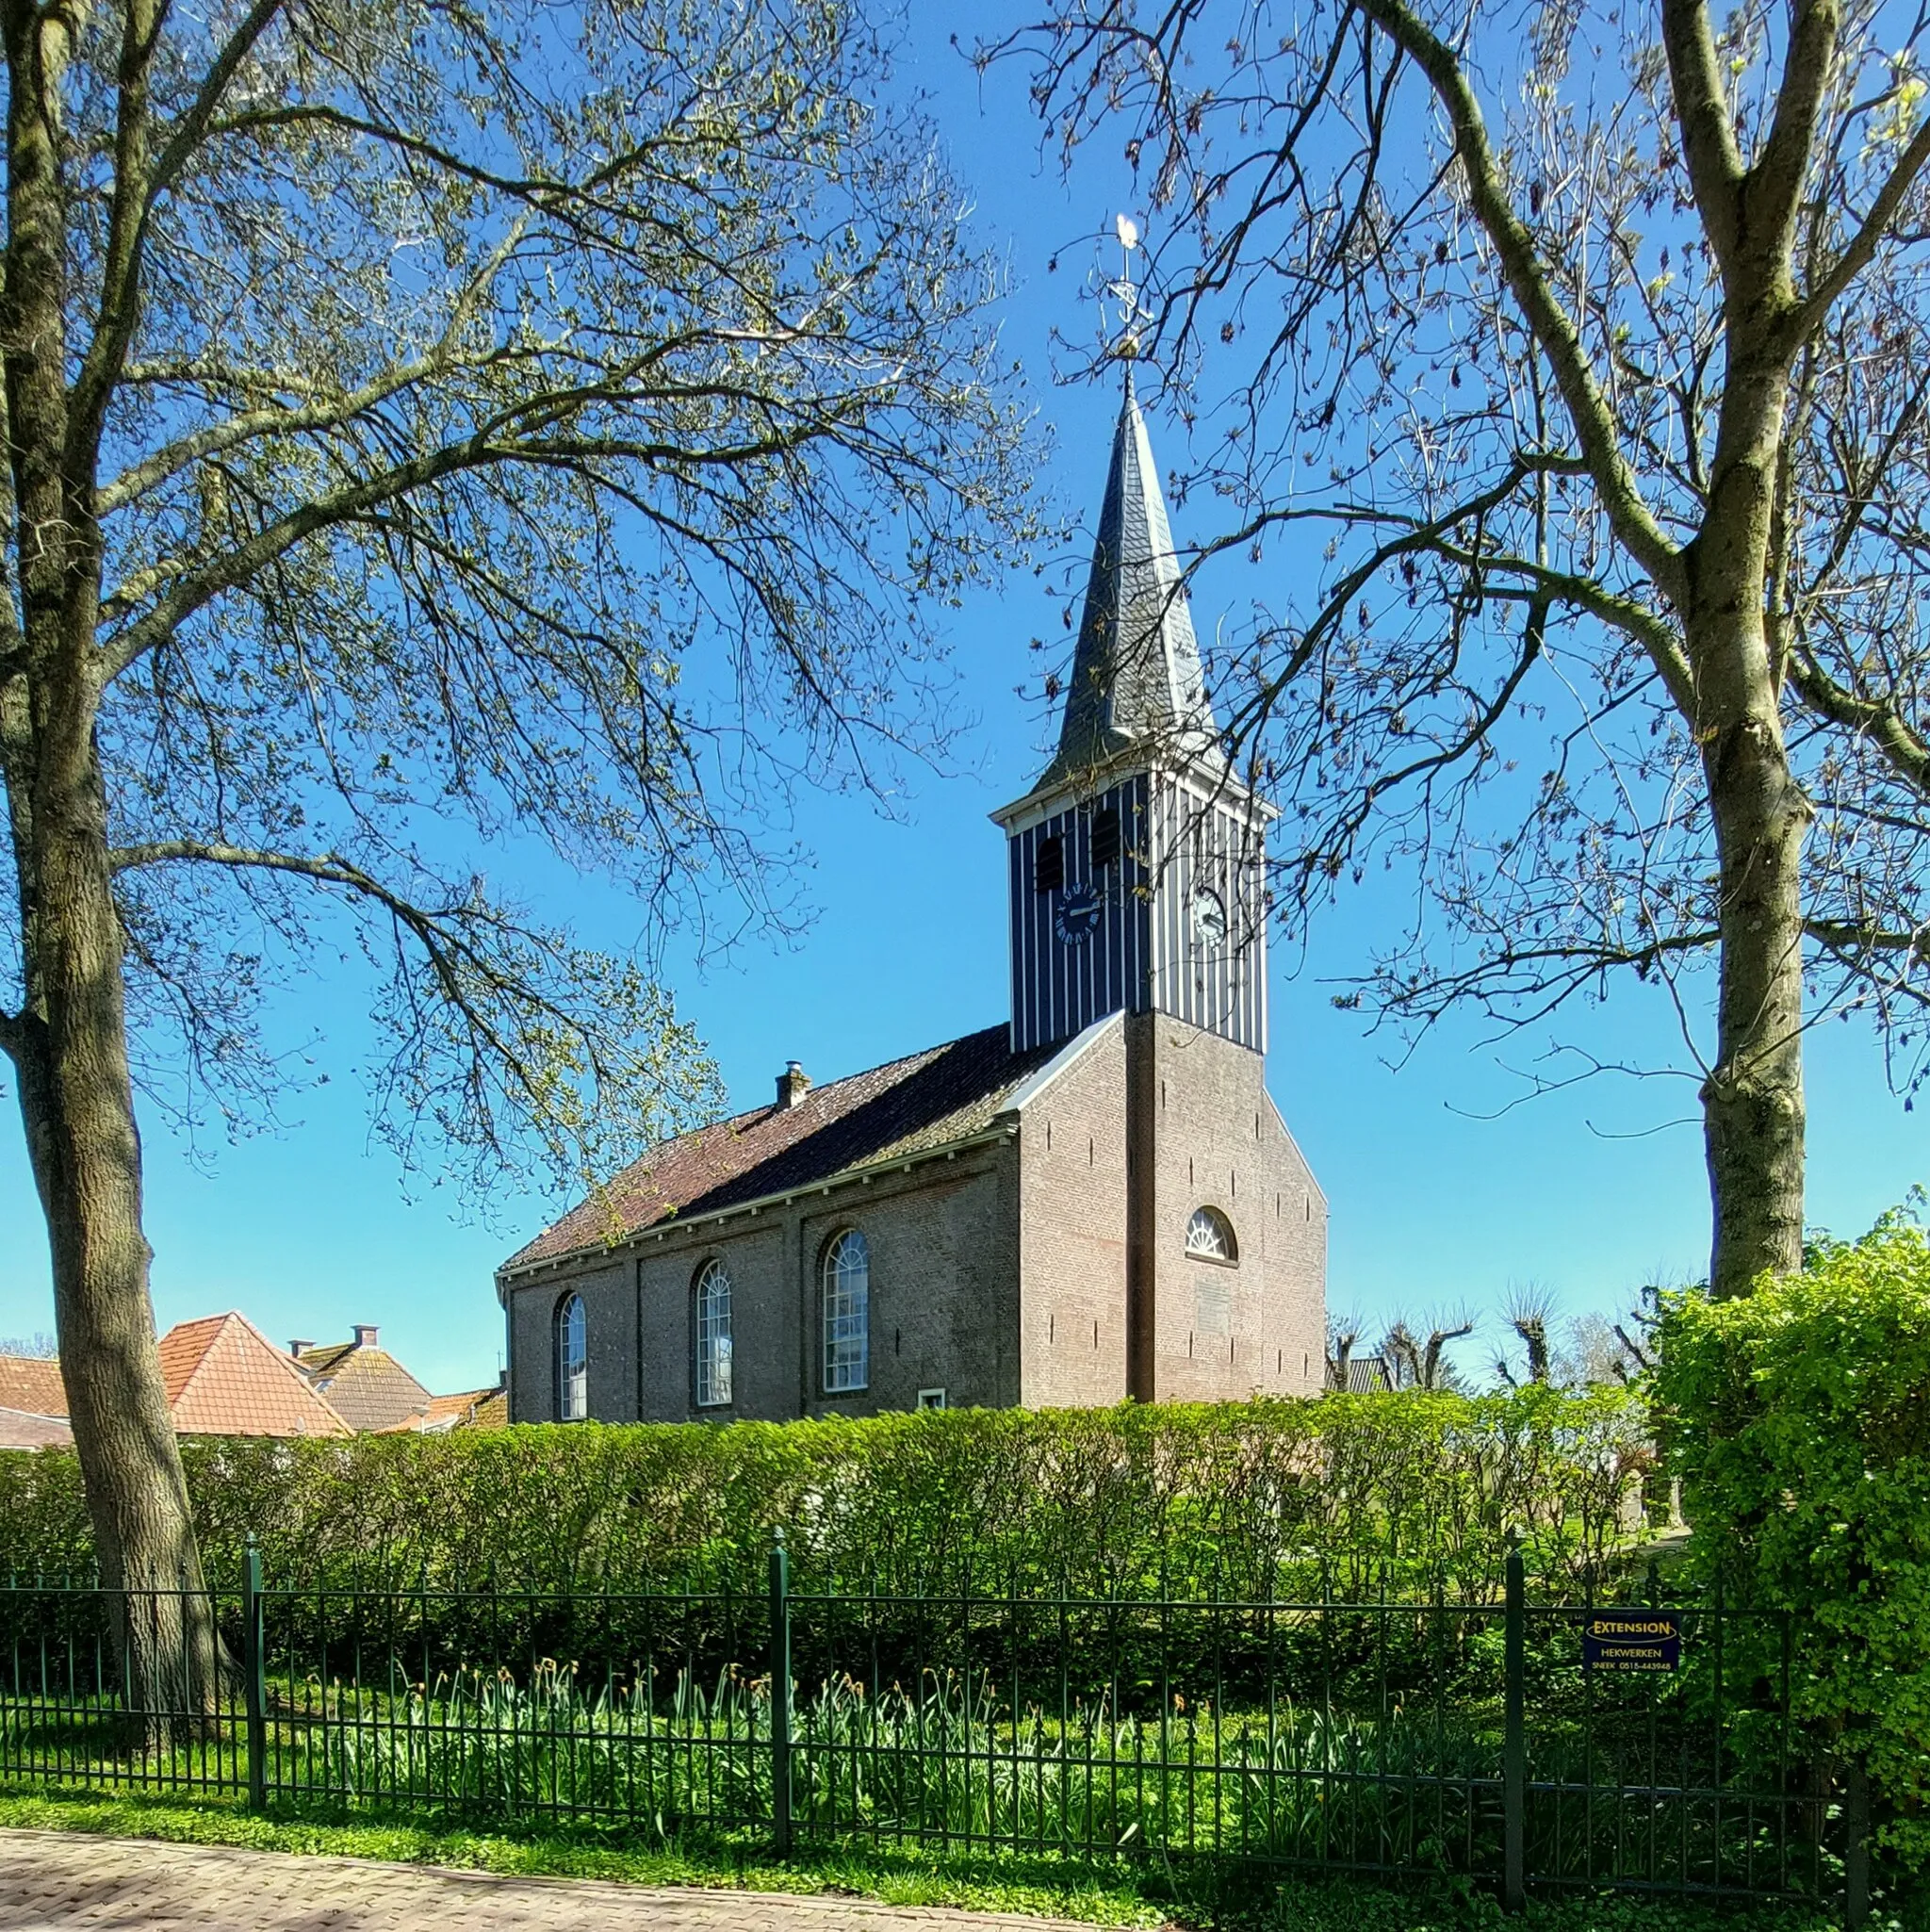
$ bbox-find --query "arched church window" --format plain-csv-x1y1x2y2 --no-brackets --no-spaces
1090,806,1120,870
822,1229,870,1394
1185,1206,1237,1265
554,1292,587,1419
694,1260,732,1408
1035,835,1064,893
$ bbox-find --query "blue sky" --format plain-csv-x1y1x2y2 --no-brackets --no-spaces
1,11,1922,1392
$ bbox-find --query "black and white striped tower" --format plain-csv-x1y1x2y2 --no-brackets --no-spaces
992,368,1270,1057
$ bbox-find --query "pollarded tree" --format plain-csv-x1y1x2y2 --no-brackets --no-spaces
1014,0,1930,1297
0,0,1037,1722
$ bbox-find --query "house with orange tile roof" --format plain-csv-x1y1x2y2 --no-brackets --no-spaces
0,1312,350,1444
0,1351,67,1422
0,1352,75,1449
157,1313,352,1436
379,1375,508,1433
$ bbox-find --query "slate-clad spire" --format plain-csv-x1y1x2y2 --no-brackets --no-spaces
1039,369,1219,788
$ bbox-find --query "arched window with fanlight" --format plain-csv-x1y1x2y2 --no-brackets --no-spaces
554,1291,587,1420
1185,1205,1238,1265
694,1259,733,1409
822,1229,870,1394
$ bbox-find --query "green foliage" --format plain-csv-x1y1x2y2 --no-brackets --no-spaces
0,1389,1649,1600
1652,1216,1930,1867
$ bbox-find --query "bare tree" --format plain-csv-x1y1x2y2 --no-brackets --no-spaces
1382,1311,1476,1389
1325,1310,1364,1389
1012,0,1930,1298
1565,1313,1645,1386
1493,1285,1557,1385
0,0,1037,1723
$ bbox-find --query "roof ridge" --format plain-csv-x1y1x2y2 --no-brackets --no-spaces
173,1311,353,1430
162,1311,234,1408
500,1021,1038,1279
653,1022,1011,1146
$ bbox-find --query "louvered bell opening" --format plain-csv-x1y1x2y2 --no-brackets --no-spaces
1035,835,1064,892
1090,807,1120,871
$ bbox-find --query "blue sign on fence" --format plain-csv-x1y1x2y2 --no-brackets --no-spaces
1581,1609,1682,1674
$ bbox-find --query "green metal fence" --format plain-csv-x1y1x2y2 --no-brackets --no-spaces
0,1538,1862,1915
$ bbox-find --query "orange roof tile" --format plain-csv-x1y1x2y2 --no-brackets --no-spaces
160,1313,352,1437
0,1354,66,1418
380,1383,507,1433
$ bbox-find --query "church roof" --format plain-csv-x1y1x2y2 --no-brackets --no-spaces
500,1024,1061,1277
1035,369,1219,792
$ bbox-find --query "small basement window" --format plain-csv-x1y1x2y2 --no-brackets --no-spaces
917,1387,948,1411
1035,835,1064,893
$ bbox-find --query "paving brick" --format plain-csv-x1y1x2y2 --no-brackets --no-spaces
0,1831,1104,1932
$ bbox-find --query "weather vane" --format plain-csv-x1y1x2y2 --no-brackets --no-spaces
1103,212,1151,362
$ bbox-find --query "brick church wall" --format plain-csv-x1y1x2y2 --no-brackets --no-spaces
506,1140,1021,1423
1016,1019,1130,1408
1139,1018,1326,1403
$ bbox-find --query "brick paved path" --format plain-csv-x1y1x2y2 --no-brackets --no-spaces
0,1832,1105,1932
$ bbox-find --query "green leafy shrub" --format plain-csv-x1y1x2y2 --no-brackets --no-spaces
0,1389,1648,1604
1652,1215,1930,1869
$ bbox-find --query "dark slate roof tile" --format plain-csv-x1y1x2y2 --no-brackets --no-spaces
502,1023,1055,1274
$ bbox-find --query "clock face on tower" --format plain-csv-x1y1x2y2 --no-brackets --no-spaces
1055,881,1102,945
1191,885,1228,950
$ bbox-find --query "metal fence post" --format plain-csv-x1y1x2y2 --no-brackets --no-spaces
1502,1535,1526,1912
1844,1752,1871,1930
242,1532,267,1812
769,1529,793,1856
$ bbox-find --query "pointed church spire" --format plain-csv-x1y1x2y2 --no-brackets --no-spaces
1039,368,1219,788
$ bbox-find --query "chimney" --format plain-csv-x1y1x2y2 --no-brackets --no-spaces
289,1339,313,1358
352,1324,379,1349
776,1061,810,1110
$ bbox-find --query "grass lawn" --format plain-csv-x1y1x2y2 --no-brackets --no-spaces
0,1782,1855,1931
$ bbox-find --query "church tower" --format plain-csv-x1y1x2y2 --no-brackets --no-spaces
992,371,1269,1056
995,373,1314,1406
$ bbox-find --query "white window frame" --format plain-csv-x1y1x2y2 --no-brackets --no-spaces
555,1292,587,1420
1185,1205,1238,1265
695,1259,733,1409
916,1386,947,1411
822,1229,870,1394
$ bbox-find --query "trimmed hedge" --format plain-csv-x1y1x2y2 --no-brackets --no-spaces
1653,1217,1930,1870
0,1389,1648,1600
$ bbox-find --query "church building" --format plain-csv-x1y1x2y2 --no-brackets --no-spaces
497,377,1328,1421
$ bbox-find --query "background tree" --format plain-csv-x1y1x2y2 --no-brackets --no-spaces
1382,1311,1475,1389
1324,1310,1364,1389
0,0,1037,1721
1014,0,1930,1297
1493,1286,1555,1385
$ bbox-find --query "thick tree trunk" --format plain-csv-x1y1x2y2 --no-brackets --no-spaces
1690,348,1811,1300
0,0,221,1743
1701,726,1809,1297
9,745,221,1744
